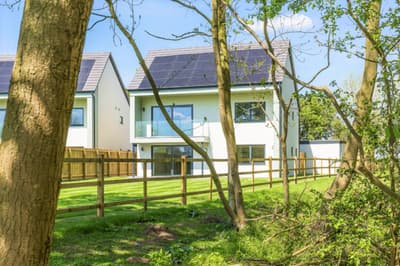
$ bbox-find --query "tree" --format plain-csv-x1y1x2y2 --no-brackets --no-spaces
0,1,93,264
300,91,347,140
211,0,246,227
105,0,246,229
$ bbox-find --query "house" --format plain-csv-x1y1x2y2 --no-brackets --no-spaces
128,41,299,176
300,140,345,175
0,53,130,150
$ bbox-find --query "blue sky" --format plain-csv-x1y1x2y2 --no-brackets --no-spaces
0,1,364,89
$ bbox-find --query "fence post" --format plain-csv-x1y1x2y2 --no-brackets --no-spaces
320,159,323,176
97,154,105,217
82,149,86,179
251,159,255,192
313,158,316,180
117,151,121,176
269,156,273,188
143,161,147,211
209,174,213,200
294,156,298,184
67,148,72,180
328,159,331,178
181,156,187,205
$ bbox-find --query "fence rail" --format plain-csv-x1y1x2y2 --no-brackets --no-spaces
56,156,340,217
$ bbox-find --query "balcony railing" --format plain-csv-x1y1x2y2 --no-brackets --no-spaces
135,119,209,138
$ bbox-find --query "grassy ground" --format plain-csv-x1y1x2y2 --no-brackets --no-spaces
51,177,332,265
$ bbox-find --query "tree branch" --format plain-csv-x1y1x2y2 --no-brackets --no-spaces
171,0,212,25
145,29,211,41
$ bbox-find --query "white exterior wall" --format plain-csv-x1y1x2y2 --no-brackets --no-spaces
97,59,130,150
300,141,345,174
0,95,94,148
132,87,285,177
66,96,93,147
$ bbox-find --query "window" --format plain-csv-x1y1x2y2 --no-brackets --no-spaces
152,105,193,136
235,102,265,123
237,145,265,164
0,109,5,136
70,108,84,126
152,145,193,176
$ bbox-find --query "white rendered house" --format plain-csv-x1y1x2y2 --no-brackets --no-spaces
0,53,130,150
129,41,299,176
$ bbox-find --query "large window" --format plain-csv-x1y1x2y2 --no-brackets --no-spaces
152,105,193,136
152,145,193,176
0,109,5,136
235,101,265,123
70,107,84,126
237,145,265,164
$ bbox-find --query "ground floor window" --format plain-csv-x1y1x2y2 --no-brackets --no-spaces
237,145,265,164
152,145,193,176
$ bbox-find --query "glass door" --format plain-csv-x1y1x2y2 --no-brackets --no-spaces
152,145,193,176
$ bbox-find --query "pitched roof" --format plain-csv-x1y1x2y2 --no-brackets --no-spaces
129,41,290,91
0,52,111,94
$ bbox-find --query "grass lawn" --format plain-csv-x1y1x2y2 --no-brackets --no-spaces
51,177,332,265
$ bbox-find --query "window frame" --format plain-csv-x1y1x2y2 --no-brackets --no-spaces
151,104,193,136
234,101,266,123
237,145,265,164
70,107,84,127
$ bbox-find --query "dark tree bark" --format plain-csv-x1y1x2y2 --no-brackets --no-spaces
0,1,93,265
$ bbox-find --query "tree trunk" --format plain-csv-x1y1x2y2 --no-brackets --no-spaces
211,0,246,228
281,109,290,208
0,1,93,265
325,0,380,198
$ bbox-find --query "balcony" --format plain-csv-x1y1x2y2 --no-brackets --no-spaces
134,119,210,144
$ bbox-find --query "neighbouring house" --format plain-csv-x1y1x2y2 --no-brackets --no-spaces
0,53,130,150
300,140,345,174
128,41,299,176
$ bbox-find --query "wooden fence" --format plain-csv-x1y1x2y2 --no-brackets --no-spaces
57,156,340,217
61,147,136,180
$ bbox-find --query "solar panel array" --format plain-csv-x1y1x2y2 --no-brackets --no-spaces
138,49,271,89
0,59,96,93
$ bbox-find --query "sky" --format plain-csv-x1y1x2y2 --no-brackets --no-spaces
0,1,364,90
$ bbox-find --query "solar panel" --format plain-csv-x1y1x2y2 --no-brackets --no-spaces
138,48,272,89
76,59,95,91
0,61,14,93
0,59,95,93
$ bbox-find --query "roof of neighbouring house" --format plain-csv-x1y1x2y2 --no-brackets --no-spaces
0,52,114,94
128,41,290,91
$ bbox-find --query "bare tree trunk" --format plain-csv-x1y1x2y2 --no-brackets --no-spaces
211,0,246,228
325,0,380,198
0,1,93,265
281,109,290,208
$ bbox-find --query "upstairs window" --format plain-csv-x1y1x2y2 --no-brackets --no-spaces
235,101,265,123
70,107,84,126
0,109,5,136
237,145,265,164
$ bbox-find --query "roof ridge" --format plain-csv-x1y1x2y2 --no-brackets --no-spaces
146,40,289,57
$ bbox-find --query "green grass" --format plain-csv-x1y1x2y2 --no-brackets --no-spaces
51,177,332,265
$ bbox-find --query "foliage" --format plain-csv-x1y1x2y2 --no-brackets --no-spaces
299,91,347,140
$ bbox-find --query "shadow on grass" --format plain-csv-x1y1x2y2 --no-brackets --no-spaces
51,178,332,265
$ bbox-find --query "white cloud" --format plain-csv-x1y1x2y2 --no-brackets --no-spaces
250,14,313,33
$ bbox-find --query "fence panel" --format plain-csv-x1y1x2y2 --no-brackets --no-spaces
62,147,136,180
